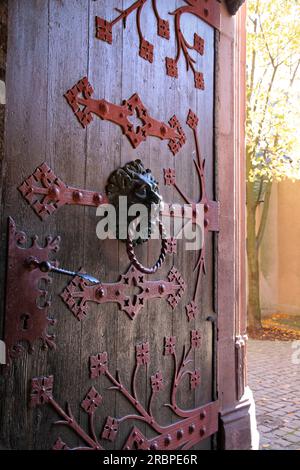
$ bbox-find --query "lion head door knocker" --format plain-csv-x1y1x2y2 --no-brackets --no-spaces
105,159,168,274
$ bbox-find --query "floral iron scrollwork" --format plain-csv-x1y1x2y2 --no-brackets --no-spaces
96,0,170,63
30,331,218,450
95,1,221,90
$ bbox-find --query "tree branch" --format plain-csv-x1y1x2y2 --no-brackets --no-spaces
256,181,272,248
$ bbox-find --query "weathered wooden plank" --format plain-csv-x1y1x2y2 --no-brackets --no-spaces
0,0,50,450
80,0,124,451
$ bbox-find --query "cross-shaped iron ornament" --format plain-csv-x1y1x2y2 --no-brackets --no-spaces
60,264,186,321
18,162,109,221
64,77,186,155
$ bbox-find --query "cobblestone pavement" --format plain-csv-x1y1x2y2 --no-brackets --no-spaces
248,339,300,450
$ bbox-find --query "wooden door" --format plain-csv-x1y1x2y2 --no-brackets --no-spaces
0,0,221,450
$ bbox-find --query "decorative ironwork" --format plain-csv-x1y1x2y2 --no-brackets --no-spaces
60,264,186,321
166,7,206,90
19,162,200,231
96,0,170,64
30,375,104,450
164,109,219,313
185,301,199,322
64,77,185,154
127,221,168,274
30,332,218,450
95,1,220,90
18,162,108,221
106,159,162,246
4,217,60,363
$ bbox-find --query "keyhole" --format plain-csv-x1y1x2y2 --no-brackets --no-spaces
20,314,30,331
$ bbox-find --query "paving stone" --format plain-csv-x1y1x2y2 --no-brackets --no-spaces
284,434,300,443
248,339,300,451
258,425,273,433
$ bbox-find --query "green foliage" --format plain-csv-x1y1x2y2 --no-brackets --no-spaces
247,0,300,183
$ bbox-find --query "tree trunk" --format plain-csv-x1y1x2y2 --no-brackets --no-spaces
246,202,262,332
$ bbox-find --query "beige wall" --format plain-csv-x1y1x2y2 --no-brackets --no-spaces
260,180,300,316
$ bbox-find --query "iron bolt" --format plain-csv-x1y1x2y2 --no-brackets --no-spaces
96,287,105,299
73,190,83,202
93,193,103,205
48,185,60,200
159,283,166,294
189,424,195,434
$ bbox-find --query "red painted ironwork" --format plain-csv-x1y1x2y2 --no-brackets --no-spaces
185,300,199,322
64,77,185,154
19,163,200,230
18,162,108,221
96,0,170,64
30,332,218,450
164,109,219,312
166,5,208,90
95,1,220,90
4,217,60,363
30,376,104,450
60,264,186,321
126,221,169,274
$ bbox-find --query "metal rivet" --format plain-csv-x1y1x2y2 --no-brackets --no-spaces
177,429,184,439
73,190,82,202
160,125,167,136
48,185,60,200
200,410,206,420
159,283,165,294
99,102,109,115
200,426,206,437
189,424,195,434
93,193,103,205
95,287,105,299
164,435,172,446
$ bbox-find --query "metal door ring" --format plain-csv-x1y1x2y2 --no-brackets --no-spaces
126,221,168,274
